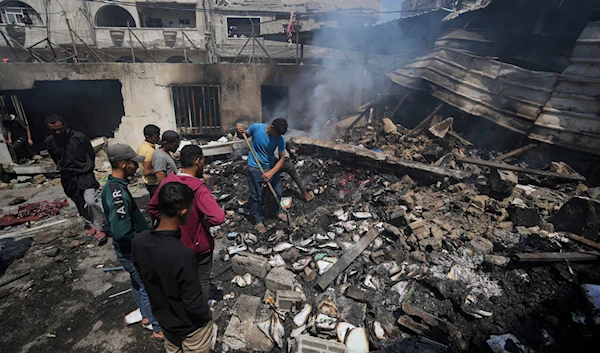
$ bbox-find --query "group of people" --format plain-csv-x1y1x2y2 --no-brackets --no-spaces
36,114,304,352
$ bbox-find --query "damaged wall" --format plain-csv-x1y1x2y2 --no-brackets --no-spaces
0,63,363,149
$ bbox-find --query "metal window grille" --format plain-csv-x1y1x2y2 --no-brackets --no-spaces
172,85,221,135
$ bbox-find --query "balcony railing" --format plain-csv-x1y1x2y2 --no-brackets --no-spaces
95,27,204,50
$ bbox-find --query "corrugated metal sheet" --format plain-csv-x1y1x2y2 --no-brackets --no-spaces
530,22,600,155
387,22,600,156
387,48,558,135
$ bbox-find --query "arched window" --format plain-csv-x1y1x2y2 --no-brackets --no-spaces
0,1,42,25
95,5,136,28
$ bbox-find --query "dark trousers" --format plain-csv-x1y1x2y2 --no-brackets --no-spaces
280,160,306,193
12,137,31,162
146,184,158,198
196,252,212,304
247,166,281,225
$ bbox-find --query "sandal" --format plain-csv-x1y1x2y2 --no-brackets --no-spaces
95,231,108,246
255,223,267,234
86,227,97,236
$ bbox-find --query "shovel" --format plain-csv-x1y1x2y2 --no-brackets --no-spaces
242,133,292,228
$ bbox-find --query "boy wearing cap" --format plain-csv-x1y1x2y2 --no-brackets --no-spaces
152,130,180,184
102,144,163,339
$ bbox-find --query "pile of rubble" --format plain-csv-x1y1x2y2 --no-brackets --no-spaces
202,120,600,353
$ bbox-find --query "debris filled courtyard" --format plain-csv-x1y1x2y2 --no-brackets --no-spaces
0,114,599,353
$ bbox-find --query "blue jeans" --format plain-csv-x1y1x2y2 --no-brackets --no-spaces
247,166,281,225
117,255,161,333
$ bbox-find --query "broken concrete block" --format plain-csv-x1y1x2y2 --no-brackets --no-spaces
469,236,494,254
484,255,511,267
370,250,385,264
232,252,272,279
551,196,600,239
408,219,429,240
44,247,60,257
489,169,518,193
508,205,541,227
223,295,273,352
468,195,489,215
275,290,303,313
301,267,316,282
448,182,468,193
410,251,428,263
420,237,442,252
428,117,453,138
295,334,347,353
33,174,47,185
382,118,398,135
430,225,446,240
265,268,295,292
345,285,367,303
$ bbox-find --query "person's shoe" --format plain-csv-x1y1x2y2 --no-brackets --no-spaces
86,227,97,236
124,309,143,325
152,331,165,340
95,231,107,246
254,223,267,234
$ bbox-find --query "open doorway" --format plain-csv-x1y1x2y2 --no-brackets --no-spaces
261,85,289,123
0,80,124,153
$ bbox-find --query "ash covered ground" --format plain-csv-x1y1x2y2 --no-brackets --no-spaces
0,120,599,353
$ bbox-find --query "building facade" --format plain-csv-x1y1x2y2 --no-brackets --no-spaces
0,0,381,63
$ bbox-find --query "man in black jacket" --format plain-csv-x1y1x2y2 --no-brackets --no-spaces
45,115,106,243
132,182,214,353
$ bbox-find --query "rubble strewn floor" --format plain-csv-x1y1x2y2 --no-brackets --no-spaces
1,121,600,353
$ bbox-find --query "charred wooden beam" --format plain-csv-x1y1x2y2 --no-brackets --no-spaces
290,137,467,183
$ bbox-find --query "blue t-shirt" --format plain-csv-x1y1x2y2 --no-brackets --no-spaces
247,123,286,170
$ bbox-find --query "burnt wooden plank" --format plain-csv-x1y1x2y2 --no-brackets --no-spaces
315,228,380,291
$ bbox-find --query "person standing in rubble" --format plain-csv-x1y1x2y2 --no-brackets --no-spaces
44,115,106,243
102,144,163,340
1,109,34,164
133,182,214,353
152,130,180,184
148,145,225,305
237,118,288,234
137,124,161,197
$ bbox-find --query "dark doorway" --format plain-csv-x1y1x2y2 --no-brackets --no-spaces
0,80,124,152
261,85,289,123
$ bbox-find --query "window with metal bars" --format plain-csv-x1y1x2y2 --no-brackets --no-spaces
172,85,221,135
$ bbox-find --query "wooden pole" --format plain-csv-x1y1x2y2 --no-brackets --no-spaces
0,30,21,62
494,143,538,161
127,21,135,63
408,104,444,136
128,29,158,63
69,28,105,63
65,19,79,63
181,24,187,63
295,18,299,65
233,36,252,63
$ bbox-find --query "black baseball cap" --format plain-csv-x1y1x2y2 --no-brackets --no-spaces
107,144,144,163
159,130,180,145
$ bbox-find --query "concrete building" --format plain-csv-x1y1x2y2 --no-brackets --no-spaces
0,62,367,153
0,0,381,63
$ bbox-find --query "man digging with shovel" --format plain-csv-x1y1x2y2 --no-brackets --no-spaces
237,118,288,234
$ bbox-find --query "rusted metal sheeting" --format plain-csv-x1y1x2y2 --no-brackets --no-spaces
530,22,600,156
387,48,558,135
